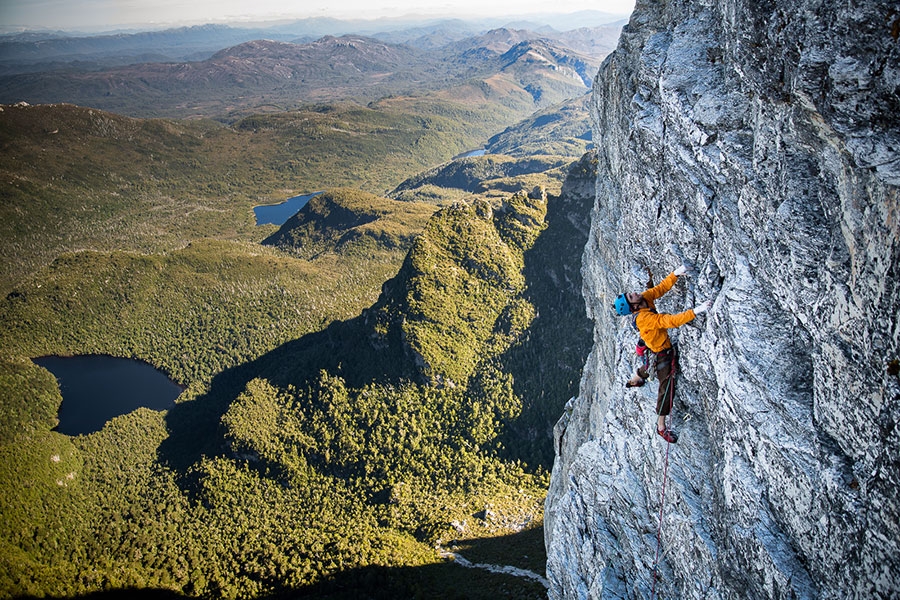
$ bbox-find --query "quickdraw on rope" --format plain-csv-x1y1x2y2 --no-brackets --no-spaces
651,347,678,599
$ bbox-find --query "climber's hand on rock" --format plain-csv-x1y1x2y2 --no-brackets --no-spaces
674,264,687,277
693,300,712,315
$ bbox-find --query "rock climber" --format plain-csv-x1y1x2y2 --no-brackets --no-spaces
614,264,711,443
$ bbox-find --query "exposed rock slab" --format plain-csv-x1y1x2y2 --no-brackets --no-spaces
545,0,900,598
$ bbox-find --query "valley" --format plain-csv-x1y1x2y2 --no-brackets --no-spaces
0,14,610,599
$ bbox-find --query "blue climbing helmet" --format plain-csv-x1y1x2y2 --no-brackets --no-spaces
614,293,632,316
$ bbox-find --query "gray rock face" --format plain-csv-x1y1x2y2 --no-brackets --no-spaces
545,1,900,598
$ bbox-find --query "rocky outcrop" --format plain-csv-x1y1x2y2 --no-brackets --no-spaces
391,155,570,195
545,1,900,599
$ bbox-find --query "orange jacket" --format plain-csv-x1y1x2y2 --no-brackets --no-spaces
635,272,695,352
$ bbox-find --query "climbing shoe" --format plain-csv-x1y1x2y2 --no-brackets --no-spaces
625,378,645,388
657,427,678,443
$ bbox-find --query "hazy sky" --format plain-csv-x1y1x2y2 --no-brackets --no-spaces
0,0,636,32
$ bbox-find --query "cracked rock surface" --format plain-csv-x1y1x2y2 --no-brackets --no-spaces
545,1,900,598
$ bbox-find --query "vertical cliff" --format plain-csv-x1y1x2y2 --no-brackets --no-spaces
545,0,900,598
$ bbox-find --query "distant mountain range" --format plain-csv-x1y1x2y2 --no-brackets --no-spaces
0,11,626,67
0,14,626,75
0,25,620,120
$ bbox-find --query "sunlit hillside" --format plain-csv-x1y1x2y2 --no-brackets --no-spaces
0,13,614,598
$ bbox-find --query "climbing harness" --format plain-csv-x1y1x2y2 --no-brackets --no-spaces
651,347,678,599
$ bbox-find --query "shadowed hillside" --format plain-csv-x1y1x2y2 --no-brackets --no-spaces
486,95,592,157
391,154,571,198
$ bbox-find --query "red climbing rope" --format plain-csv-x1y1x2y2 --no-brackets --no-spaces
651,435,671,598
651,347,678,599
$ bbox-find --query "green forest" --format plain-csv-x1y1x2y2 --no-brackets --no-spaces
0,92,596,597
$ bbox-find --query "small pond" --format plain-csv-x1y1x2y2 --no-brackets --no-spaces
453,148,486,160
34,355,183,436
253,192,322,226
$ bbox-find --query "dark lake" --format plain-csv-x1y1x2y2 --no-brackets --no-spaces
34,355,183,436
254,192,322,226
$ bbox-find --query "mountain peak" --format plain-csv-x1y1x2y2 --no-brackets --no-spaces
210,38,293,59
369,191,547,386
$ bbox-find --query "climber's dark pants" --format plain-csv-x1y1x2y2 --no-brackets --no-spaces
637,347,677,417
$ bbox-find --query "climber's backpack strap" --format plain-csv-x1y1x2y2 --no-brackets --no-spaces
631,315,651,370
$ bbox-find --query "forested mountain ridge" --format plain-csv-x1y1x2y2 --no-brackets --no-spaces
391,154,572,198
485,95,592,157
1,13,604,594
0,153,596,598
368,190,549,387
